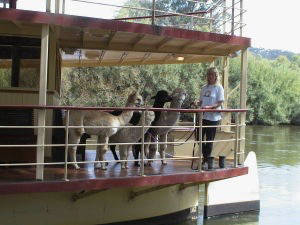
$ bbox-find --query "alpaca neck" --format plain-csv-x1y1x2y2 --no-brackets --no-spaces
118,110,133,126
152,101,165,124
118,102,135,125
170,99,183,109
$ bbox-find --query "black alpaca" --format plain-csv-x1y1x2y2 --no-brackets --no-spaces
131,90,172,166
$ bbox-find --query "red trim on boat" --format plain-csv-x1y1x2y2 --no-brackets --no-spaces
0,167,248,195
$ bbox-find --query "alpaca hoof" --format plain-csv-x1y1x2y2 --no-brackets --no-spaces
73,164,80,170
94,163,102,169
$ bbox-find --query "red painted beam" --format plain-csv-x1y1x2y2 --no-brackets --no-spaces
0,167,248,195
0,8,251,47
0,104,248,113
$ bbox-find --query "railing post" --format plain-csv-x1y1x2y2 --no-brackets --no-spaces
64,110,69,181
222,0,226,34
62,0,65,14
209,10,213,32
231,0,234,35
151,0,156,26
234,112,239,167
55,0,60,13
239,49,248,165
197,112,203,171
46,0,51,12
239,0,243,36
140,110,146,176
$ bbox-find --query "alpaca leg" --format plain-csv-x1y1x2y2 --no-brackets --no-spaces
147,135,158,166
110,145,119,161
132,144,140,167
119,145,127,169
68,131,81,169
100,136,109,170
126,146,131,169
159,133,168,165
68,112,84,169
143,134,151,159
95,136,109,170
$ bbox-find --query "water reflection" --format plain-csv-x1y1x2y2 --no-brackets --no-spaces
201,212,259,225
179,125,300,225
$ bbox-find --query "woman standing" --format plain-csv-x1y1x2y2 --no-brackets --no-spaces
199,67,224,169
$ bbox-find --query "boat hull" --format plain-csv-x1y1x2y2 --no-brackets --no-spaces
0,184,199,225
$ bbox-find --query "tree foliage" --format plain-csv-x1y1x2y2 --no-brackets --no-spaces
229,53,300,125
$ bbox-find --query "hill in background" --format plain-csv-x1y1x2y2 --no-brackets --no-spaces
249,47,298,60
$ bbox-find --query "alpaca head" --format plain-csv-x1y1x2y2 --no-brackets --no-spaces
151,90,172,107
171,88,187,104
127,91,144,107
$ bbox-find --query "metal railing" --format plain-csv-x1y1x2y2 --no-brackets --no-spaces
0,104,247,181
1,0,246,36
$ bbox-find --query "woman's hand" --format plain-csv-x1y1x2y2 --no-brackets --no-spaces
201,105,214,109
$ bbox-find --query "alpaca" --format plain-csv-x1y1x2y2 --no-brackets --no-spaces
109,111,141,161
68,91,143,170
146,88,187,165
132,90,173,166
109,110,155,169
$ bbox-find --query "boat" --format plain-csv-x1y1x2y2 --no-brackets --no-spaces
0,1,259,224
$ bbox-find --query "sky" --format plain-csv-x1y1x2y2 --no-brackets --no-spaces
15,0,300,54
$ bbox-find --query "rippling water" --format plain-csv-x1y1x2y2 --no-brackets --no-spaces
181,125,300,225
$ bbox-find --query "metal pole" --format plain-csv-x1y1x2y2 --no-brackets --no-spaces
151,0,156,26
197,112,203,171
46,0,51,12
239,0,243,36
239,48,248,165
55,0,60,13
209,10,213,32
222,0,226,34
231,0,234,35
64,110,69,181
234,113,239,167
62,0,65,14
140,110,146,176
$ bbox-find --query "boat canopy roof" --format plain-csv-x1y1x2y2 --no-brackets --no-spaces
0,8,251,67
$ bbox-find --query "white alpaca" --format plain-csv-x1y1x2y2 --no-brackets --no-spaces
68,91,143,170
109,110,155,169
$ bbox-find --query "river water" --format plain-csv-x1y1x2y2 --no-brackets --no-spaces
182,125,300,225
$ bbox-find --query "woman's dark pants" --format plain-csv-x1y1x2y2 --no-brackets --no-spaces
201,119,220,162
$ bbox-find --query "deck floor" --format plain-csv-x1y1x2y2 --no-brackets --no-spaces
0,150,235,182
0,150,247,195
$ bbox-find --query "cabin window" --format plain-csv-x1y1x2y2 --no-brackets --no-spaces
19,65,40,88
0,37,41,89
0,67,11,88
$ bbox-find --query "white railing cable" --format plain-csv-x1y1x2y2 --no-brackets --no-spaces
0,106,247,181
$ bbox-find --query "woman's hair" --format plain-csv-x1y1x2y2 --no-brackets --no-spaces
206,67,220,84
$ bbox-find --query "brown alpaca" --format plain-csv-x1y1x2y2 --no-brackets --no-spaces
68,91,143,170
